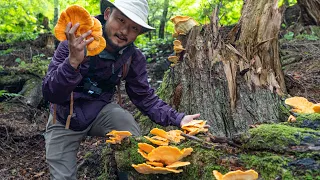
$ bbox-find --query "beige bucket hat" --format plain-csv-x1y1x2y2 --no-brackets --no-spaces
100,0,155,32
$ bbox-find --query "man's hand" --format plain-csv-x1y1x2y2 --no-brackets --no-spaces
65,22,94,69
180,113,201,127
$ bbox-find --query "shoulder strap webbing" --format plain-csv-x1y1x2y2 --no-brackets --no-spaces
117,55,133,107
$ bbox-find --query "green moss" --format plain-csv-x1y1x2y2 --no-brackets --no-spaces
103,127,320,179
84,151,93,159
296,152,320,160
98,147,114,180
296,113,320,122
243,124,318,152
283,113,320,130
156,69,174,101
240,152,294,179
134,111,162,135
115,137,147,171
279,103,291,119
301,171,320,180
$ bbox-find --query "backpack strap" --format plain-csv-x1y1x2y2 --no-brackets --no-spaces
117,55,133,107
65,91,74,129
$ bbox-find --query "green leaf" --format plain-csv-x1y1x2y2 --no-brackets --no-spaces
15,58,21,63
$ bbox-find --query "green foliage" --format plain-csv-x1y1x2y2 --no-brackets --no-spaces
0,0,298,46
284,31,294,40
278,0,297,6
0,0,53,43
0,0,100,43
295,33,319,41
0,90,21,98
135,37,173,63
0,49,13,56
283,27,320,41
15,54,50,76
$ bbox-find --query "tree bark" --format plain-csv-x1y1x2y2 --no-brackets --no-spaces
157,0,287,137
158,0,169,38
297,0,320,25
54,0,60,49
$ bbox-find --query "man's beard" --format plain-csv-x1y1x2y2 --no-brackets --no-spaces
103,22,124,52
105,34,123,52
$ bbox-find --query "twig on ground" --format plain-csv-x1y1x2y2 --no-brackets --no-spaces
181,133,213,149
4,126,10,142
207,133,241,148
0,140,16,151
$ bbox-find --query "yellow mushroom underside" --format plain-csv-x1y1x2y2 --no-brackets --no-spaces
144,136,169,146
213,170,259,180
138,143,155,153
285,97,318,113
132,163,183,174
150,128,169,139
166,161,190,168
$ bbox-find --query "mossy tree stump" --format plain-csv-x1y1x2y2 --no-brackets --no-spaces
101,114,320,179
146,0,288,137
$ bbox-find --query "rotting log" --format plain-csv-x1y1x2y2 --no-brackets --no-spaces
100,118,320,180
0,70,43,107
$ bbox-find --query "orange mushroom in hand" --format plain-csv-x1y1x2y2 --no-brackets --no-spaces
54,5,106,56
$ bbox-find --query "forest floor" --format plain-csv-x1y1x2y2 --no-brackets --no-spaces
0,31,319,179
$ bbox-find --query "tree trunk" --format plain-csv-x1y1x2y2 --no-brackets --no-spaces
158,0,169,38
54,0,60,49
157,0,287,137
297,0,320,25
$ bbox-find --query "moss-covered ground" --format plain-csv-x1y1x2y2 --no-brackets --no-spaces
99,117,320,179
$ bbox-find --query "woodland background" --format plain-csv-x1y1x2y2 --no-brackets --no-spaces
0,0,319,179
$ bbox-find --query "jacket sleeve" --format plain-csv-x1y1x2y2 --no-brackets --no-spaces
42,41,83,104
125,50,185,127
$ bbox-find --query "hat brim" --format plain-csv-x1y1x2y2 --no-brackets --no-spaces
100,0,155,33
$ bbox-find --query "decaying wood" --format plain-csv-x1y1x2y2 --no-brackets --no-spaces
231,0,286,95
0,71,43,107
298,0,320,25
181,133,213,149
207,133,241,148
158,1,288,137
96,2,319,180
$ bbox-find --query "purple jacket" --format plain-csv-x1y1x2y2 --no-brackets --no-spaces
42,40,184,131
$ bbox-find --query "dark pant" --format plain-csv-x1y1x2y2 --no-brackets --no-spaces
44,103,140,180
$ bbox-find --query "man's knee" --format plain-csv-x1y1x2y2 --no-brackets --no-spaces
109,107,134,122
108,107,141,136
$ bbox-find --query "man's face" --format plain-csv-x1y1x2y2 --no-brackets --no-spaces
104,8,142,51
